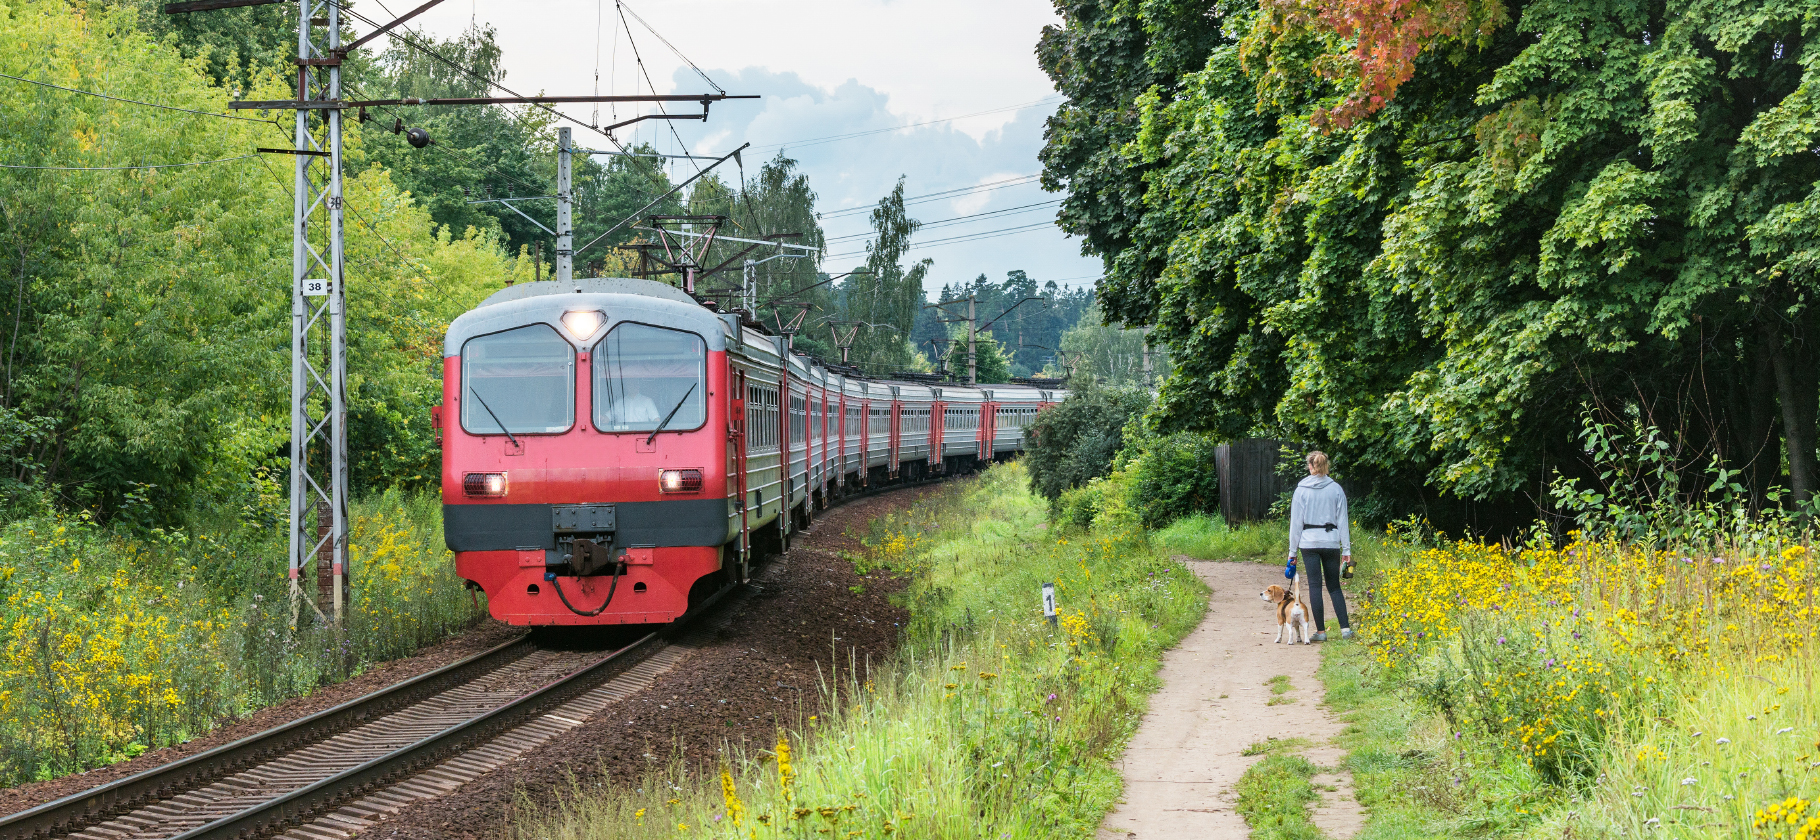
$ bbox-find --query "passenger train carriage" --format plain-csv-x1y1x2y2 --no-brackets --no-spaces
438,278,1065,626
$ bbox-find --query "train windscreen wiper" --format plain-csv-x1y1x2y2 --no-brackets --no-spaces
467,386,520,447
646,383,698,446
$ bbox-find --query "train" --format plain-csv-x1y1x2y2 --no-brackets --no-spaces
436,277,1066,626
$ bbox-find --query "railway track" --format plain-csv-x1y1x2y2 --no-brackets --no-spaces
0,585,741,840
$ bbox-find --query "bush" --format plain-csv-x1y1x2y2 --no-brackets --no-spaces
1124,432,1220,530
1023,382,1151,504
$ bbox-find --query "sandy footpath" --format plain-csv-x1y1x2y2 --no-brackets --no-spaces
1097,559,1365,839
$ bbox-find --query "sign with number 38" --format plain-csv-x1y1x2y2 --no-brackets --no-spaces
300,278,329,297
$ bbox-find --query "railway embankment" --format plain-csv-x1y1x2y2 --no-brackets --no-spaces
509,462,1208,839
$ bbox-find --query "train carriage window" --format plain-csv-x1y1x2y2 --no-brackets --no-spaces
593,323,707,433
461,324,574,435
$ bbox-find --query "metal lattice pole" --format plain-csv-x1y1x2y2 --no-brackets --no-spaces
288,0,348,625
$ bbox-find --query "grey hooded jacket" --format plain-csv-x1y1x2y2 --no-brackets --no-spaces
1287,475,1351,555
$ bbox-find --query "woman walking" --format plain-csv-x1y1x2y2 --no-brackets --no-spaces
1287,451,1352,641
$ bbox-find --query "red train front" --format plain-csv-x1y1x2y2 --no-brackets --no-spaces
439,278,737,625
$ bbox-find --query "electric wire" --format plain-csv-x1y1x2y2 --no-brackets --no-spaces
824,220,1059,260
0,154,259,171
615,1,723,95
751,97,1061,153
817,175,1041,219
824,200,1060,242
615,1,703,178
0,71,281,125
332,1,632,154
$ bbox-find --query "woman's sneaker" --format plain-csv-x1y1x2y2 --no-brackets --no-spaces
1312,631,1327,642
1340,628,1355,640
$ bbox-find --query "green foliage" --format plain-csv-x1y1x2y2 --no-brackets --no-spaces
0,489,483,784
1121,430,1221,529
1056,299,1159,385
1023,383,1153,503
917,272,1095,377
514,463,1209,839
1040,0,1820,511
0,2,509,519
845,177,933,375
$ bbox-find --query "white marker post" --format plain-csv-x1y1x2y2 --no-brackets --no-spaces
1042,582,1057,628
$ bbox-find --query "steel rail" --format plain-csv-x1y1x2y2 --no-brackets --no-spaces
0,634,535,840
167,584,740,840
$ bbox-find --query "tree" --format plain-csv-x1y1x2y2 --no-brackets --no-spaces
1058,301,1155,387
1039,0,1820,515
845,178,931,375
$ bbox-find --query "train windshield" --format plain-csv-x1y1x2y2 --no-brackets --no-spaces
593,322,707,432
461,324,575,434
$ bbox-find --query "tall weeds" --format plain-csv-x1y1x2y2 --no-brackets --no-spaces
0,489,482,784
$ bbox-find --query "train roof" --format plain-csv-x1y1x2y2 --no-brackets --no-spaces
445,277,728,356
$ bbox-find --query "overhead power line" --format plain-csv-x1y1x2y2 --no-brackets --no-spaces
0,71,280,124
0,154,258,171
824,199,1060,242
616,1,723,94
825,220,1060,261
751,96,1062,153
817,175,1042,219
333,2,634,154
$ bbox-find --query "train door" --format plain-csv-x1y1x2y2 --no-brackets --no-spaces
889,393,901,478
930,399,944,472
980,401,994,461
731,366,749,582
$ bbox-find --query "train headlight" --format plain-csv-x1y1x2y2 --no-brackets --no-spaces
560,309,604,341
463,472,508,497
659,469,703,494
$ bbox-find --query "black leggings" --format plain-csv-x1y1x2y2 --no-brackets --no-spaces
1300,547,1349,631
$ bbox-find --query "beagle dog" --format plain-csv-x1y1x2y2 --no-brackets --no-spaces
1260,582,1311,645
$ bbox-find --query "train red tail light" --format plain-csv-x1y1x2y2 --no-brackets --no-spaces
659,469,703,493
463,472,508,497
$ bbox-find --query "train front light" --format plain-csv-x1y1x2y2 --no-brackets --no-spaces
463,472,508,497
561,309,604,341
659,469,703,494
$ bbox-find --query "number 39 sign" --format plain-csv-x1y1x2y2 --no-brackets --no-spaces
300,278,330,297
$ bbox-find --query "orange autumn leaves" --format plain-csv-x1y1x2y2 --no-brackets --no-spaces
1249,0,1509,128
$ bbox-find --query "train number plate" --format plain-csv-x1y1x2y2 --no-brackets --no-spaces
552,504,616,533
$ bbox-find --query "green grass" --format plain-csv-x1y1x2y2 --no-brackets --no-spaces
1236,744,1322,840
1153,513,1287,562
512,463,1210,840
1266,674,1297,706
0,488,484,784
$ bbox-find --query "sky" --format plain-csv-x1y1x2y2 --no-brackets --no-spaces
385,0,1102,298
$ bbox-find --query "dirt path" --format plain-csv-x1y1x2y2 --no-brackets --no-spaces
1097,559,1365,840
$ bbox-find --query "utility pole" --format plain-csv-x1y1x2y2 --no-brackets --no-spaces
743,258,756,313
967,295,977,386
278,0,349,623
556,127,573,286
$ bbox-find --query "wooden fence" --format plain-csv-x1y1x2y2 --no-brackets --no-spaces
1215,438,1296,523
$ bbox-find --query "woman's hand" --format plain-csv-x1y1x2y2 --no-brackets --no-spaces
1342,554,1351,564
